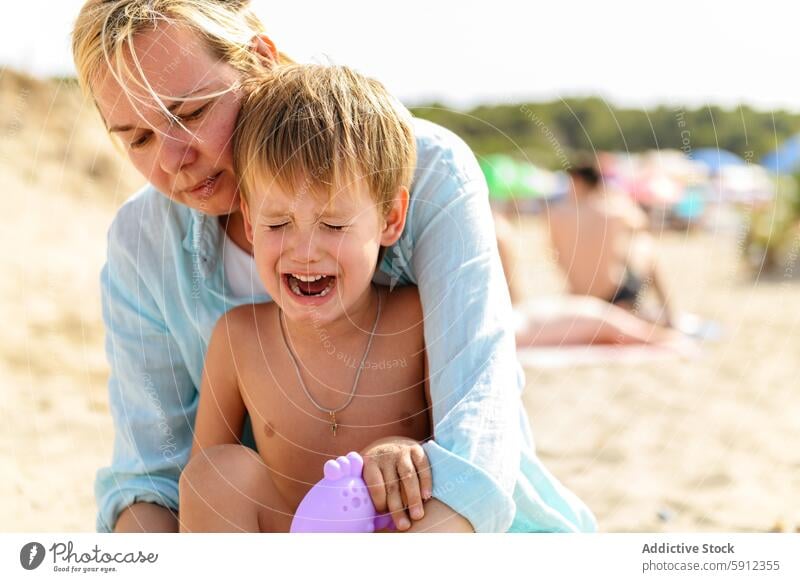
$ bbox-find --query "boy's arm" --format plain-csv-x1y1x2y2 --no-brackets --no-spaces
361,291,434,531
190,313,248,458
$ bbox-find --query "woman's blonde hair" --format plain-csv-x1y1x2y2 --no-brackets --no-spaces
72,0,292,117
233,64,417,216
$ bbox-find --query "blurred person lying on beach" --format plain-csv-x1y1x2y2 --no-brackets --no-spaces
72,0,594,534
546,161,674,327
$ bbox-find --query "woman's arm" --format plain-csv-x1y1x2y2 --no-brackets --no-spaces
405,498,474,533
95,203,198,533
382,119,522,532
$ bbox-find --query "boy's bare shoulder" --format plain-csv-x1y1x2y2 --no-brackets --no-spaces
380,285,424,331
215,302,280,339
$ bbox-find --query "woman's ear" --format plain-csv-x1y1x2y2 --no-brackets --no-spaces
250,34,278,64
380,186,410,247
240,196,255,245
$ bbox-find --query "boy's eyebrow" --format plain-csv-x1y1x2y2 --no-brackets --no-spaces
257,209,351,221
108,86,212,133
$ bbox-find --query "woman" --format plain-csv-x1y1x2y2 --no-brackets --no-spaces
72,0,595,533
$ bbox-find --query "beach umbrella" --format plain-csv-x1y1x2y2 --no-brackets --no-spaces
512,163,546,198
688,148,745,175
480,155,550,200
480,154,519,200
628,173,683,206
672,185,706,221
761,134,800,175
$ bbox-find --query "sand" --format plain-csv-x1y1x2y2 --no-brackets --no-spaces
515,217,800,532
2,70,798,532
1,71,142,531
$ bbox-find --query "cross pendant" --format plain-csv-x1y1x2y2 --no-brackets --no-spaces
329,411,338,437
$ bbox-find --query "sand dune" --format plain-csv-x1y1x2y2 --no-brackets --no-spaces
1,69,142,531
2,68,798,532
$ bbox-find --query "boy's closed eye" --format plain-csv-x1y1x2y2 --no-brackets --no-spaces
261,221,350,232
263,222,289,231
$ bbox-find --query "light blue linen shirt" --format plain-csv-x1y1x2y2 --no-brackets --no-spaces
95,118,596,533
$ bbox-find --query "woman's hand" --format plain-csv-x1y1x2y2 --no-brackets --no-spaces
360,436,432,531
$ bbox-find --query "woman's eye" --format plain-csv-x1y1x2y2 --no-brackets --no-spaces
180,104,208,122
130,133,151,149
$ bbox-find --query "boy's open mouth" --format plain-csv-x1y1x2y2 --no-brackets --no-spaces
284,273,336,297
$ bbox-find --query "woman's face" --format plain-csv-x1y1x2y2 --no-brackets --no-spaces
93,22,246,215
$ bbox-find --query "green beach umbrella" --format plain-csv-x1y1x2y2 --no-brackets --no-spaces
480,154,517,200
512,163,544,198
480,154,547,200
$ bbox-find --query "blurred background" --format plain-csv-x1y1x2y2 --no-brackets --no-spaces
2,0,799,532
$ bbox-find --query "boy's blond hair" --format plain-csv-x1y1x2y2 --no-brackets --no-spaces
233,64,416,215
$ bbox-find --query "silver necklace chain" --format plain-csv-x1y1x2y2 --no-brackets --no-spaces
278,286,382,422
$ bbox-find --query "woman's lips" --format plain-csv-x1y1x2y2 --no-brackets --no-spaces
186,171,222,199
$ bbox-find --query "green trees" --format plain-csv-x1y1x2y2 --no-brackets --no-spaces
410,99,800,169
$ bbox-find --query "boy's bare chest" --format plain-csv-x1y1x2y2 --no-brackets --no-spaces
236,339,430,505
242,347,427,441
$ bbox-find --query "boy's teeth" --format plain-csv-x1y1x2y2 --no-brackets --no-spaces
288,277,302,296
286,273,336,298
292,273,324,282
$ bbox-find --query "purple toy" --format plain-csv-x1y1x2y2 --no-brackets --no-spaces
290,451,395,533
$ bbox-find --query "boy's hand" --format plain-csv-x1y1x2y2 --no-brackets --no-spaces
360,436,432,531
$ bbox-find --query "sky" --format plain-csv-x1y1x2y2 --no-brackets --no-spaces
2,0,799,111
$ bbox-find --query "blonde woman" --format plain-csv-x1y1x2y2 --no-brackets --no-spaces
72,0,595,533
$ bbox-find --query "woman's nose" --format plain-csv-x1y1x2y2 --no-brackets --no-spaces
158,132,197,175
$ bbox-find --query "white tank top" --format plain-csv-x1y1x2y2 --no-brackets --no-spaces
222,232,268,298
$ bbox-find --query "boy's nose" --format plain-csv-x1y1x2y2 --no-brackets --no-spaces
289,229,323,264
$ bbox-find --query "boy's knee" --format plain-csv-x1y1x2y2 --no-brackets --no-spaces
180,444,261,501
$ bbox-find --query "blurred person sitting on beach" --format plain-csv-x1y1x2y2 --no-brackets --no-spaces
494,212,680,347
72,0,595,534
546,159,674,327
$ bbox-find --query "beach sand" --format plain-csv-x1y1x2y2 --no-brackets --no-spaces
2,71,798,532
515,217,800,532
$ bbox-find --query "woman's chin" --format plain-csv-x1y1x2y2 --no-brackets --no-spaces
176,193,239,216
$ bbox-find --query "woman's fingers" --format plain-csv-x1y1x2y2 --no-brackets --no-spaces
381,463,410,531
362,459,387,513
410,444,433,502
397,451,424,522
